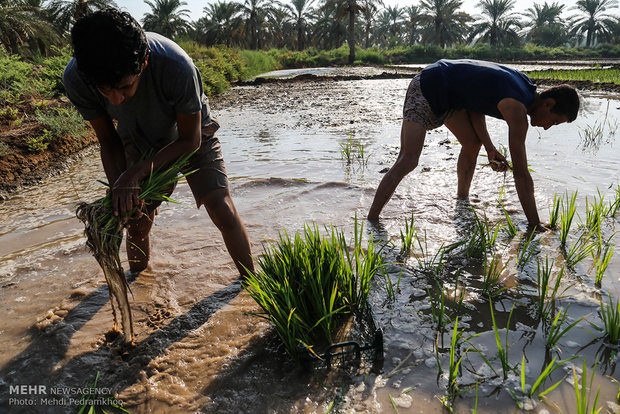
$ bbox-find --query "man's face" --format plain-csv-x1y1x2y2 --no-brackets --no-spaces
96,58,148,105
97,72,142,105
529,98,569,130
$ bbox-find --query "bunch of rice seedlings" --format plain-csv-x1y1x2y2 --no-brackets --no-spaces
584,190,607,232
599,295,620,344
465,210,501,259
490,301,516,380
565,229,597,269
509,354,574,407
76,153,194,343
243,216,385,358
482,255,507,298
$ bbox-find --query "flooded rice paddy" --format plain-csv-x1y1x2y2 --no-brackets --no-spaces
1,68,620,413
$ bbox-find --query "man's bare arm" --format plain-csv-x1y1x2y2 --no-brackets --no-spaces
498,98,540,226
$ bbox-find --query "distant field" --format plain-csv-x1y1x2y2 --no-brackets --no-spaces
527,68,620,85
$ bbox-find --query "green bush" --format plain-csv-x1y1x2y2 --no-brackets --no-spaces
0,55,33,91
27,129,53,152
35,106,88,139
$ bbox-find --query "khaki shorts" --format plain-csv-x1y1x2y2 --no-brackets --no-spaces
403,75,452,130
125,120,228,209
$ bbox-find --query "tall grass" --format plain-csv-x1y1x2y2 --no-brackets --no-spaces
243,216,386,358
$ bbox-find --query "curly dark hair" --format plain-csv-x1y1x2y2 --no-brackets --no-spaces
71,8,149,87
539,84,580,122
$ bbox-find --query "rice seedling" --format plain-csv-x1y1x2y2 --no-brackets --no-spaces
465,210,501,259
340,133,353,164
517,230,540,269
560,191,578,246
609,184,619,218
389,394,399,413
75,153,194,343
482,255,507,298
510,354,574,406
78,371,129,414
573,359,602,414
599,294,620,345
357,141,369,165
549,193,561,229
413,230,458,273
535,257,566,321
593,235,614,286
383,268,402,301
243,216,386,358
399,213,416,258
545,306,585,352
584,190,607,232
490,301,516,380
429,281,449,333
501,204,517,239
446,317,465,396
565,229,597,269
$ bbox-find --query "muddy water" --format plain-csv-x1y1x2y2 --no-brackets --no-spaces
1,73,619,413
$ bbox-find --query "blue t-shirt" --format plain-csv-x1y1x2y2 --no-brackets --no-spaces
63,32,212,156
419,59,536,119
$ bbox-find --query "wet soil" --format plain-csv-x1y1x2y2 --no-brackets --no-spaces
1,70,619,202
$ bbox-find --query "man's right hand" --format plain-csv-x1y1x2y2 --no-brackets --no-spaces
111,170,143,218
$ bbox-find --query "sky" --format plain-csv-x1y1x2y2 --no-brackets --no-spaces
114,0,581,25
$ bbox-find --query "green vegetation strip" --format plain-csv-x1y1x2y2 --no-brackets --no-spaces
527,68,620,85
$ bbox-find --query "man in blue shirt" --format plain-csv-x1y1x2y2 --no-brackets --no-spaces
368,59,580,228
64,9,254,277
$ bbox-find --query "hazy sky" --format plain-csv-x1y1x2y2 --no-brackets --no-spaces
114,0,582,25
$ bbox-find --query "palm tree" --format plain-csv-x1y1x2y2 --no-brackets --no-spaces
419,0,471,47
46,0,117,36
142,0,191,39
194,1,243,47
285,0,316,50
241,0,276,50
359,0,383,48
322,0,366,64
570,0,619,47
405,5,422,45
0,0,59,56
523,1,568,46
267,6,295,48
470,0,522,47
375,5,406,47
312,2,347,50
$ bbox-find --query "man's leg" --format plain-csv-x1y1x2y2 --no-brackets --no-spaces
444,110,482,198
200,188,254,278
126,210,156,273
368,120,427,220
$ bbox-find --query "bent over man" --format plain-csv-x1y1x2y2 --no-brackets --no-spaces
64,9,254,277
368,59,580,228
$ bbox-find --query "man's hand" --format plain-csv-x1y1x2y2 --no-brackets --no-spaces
111,169,143,218
487,148,510,172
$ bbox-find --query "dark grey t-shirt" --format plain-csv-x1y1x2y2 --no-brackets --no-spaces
63,32,212,156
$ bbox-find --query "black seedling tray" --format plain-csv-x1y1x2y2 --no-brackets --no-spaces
298,301,383,371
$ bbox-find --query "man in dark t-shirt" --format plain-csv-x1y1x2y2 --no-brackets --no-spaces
368,59,580,228
64,9,254,277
